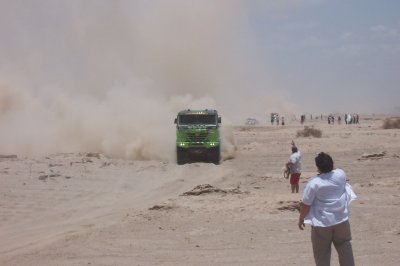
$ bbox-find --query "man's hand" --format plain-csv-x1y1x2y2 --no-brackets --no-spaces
298,202,310,230
298,219,305,230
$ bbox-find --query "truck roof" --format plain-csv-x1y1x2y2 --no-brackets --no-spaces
177,109,218,116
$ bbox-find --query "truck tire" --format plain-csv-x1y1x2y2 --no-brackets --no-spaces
177,147,187,165
209,147,220,165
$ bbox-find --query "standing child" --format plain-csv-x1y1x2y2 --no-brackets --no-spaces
286,141,302,193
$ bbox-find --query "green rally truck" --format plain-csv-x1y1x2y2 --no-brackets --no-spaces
174,109,221,165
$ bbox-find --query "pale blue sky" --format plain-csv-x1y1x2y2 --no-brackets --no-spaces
246,0,400,113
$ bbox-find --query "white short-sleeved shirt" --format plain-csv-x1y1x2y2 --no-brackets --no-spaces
289,151,301,174
302,168,356,227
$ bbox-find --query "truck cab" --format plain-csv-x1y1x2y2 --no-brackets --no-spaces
174,109,221,165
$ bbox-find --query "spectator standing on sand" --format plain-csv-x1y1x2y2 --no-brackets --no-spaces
286,141,302,193
347,114,352,124
298,152,356,266
281,116,285,126
300,115,305,124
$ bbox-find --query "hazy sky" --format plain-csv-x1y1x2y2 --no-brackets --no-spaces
0,0,399,157
248,0,400,114
1,1,399,114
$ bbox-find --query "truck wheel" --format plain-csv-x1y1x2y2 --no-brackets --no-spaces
177,148,187,165
209,147,220,165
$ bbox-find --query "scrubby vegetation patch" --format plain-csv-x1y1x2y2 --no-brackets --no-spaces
382,118,400,129
296,126,322,138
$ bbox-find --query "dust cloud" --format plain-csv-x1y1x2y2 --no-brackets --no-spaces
0,1,289,161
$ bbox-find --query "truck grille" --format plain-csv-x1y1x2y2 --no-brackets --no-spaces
187,132,207,142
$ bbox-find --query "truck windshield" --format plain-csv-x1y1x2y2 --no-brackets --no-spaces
179,114,216,125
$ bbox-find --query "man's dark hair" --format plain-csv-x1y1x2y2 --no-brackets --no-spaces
315,152,334,173
292,146,298,153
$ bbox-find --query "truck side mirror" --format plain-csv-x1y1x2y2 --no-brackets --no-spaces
218,117,221,123
174,118,177,124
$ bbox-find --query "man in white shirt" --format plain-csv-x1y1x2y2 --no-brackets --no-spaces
298,152,356,266
286,142,302,193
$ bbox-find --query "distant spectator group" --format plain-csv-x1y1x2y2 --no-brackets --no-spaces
328,114,359,124
298,113,360,125
344,114,359,124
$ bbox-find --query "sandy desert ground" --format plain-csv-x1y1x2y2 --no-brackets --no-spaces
1,115,399,266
